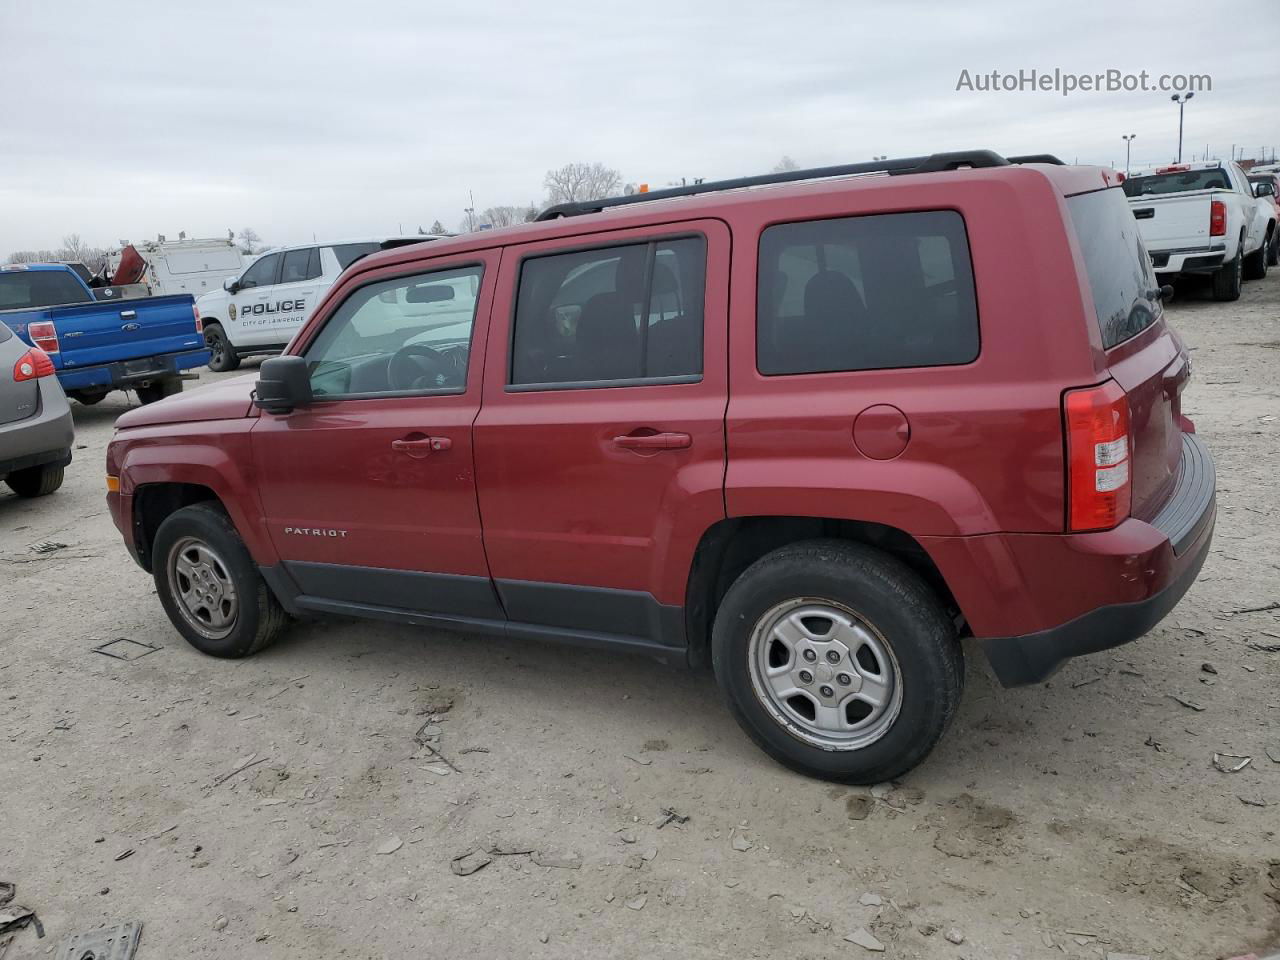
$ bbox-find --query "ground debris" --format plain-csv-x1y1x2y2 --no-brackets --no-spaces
531,849,582,869
450,849,492,876
843,927,885,951
92,638,162,662
944,928,965,944
1224,600,1280,616
655,806,689,829
1144,736,1164,752
211,754,268,788
1200,662,1218,674
845,795,873,820
625,895,647,911
731,833,753,852
1212,753,1252,774
1166,694,1205,712
55,920,142,959
375,836,403,855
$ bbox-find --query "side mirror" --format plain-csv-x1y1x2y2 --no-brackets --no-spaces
254,355,312,415
223,277,240,293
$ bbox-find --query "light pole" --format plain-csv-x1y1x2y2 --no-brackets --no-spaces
1122,134,1137,175
1171,93,1194,163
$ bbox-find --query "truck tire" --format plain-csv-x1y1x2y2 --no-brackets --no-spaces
711,539,962,784
152,502,288,658
135,378,183,405
1264,227,1278,268
5,462,65,498
1242,237,1268,281
69,390,108,406
1211,246,1243,301
204,323,241,372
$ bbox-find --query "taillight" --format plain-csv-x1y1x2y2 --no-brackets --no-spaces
1064,380,1131,532
13,347,55,382
27,320,59,354
192,303,203,334
1209,200,1226,237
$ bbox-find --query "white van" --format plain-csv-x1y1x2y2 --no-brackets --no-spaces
195,236,439,371
110,238,248,298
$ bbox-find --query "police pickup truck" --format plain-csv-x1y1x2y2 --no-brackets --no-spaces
0,263,209,405
195,236,439,371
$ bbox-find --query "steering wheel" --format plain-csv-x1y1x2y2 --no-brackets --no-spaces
387,343,450,391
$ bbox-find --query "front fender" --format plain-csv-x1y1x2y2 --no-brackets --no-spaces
114,419,276,565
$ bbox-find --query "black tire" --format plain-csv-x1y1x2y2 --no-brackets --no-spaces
69,390,108,406
135,377,183,405
711,539,962,784
152,502,288,658
1266,229,1279,268
204,323,241,372
1211,246,1243,301
5,462,64,497
1242,237,1268,281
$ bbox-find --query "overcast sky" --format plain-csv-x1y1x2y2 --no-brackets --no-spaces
2,0,1277,254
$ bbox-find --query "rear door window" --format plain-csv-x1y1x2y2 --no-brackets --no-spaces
281,248,319,284
756,211,979,375
510,236,705,387
1066,188,1159,349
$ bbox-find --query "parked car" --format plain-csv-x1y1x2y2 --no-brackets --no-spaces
1247,172,1280,266
0,318,73,497
194,236,440,372
1122,160,1273,300
106,151,1216,783
0,263,209,406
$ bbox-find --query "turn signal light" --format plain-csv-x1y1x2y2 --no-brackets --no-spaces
192,303,203,334
1064,380,1132,532
13,347,55,382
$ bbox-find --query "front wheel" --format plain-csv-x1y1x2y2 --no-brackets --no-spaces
135,377,183,405
152,503,288,658
712,540,962,783
204,323,241,372
5,462,64,497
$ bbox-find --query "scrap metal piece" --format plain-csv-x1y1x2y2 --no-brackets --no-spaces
56,921,142,960
92,639,162,662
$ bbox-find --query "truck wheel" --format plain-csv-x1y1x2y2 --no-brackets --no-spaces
136,378,183,405
69,390,108,406
1264,228,1278,268
711,540,962,784
204,323,241,372
153,503,287,658
1242,238,1268,281
5,463,65,498
1211,247,1243,301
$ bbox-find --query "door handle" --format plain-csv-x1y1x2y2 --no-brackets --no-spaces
391,436,452,458
613,431,692,451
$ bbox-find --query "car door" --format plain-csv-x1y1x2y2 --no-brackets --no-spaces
227,252,282,347
271,247,324,345
251,249,503,622
473,220,729,651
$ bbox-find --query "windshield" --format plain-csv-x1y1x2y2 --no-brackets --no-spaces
1122,168,1232,197
0,270,93,310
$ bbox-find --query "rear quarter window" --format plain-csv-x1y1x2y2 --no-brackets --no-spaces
1067,188,1159,349
757,210,979,375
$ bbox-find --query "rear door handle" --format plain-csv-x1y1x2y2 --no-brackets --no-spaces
391,435,452,458
613,431,692,451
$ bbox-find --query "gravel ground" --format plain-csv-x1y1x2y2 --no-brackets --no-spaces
2,271,1278,959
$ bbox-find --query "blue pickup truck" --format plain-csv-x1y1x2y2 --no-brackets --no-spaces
0,263,209,405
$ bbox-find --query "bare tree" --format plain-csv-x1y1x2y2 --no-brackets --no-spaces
543,162,623,205
7,238,111,273
236,227,263,254
60,233,90,262
523,201,541,222
429,219,447,235
482,205,528,228
771,156,799,173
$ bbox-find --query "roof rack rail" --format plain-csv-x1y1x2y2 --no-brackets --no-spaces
1007,154,1065,165
535,149,1021,220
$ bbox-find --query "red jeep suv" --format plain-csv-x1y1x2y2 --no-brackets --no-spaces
106,151,1215,783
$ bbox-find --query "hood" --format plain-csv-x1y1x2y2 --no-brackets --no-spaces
116,374,257,429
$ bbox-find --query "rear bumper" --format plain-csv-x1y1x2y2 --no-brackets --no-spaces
1149,244,1228,275
0,377,75,478
924,433,1216,686
57,348,210,392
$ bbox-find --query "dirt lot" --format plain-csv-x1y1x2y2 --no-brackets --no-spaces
3,273,1279,960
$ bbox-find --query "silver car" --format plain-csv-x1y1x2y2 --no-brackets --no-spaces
0,319,74,497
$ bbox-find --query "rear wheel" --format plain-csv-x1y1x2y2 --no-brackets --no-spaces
1264,228,1278,269
712,540,962,784
69,389,108,406
152,503,287,657
135,377,183,405
5,462,64,497
1243,237,1268,281
204,323,241,372
1211,246,1243,301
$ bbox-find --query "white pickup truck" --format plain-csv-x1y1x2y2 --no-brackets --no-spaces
1122,160,1273,301
195,236,439,371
